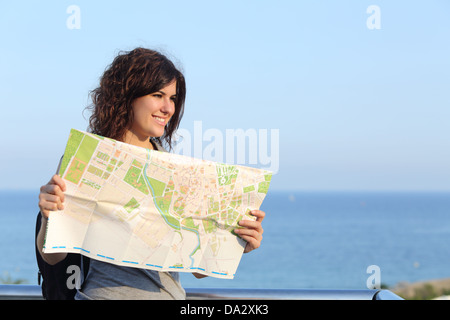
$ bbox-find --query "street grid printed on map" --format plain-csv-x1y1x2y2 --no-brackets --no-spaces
43,129,272,279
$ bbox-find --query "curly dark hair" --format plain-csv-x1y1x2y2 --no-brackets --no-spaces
86,48,186,150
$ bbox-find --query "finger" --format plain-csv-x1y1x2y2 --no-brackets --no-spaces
249,210,265,222
235,227,262,241
48,194,64,210
41,177,66,202
240,234,262,253
49,174,66,192
39,198,60,217
238,219,263,234
43,183,65,198
40,185,65,206
39,193,64,211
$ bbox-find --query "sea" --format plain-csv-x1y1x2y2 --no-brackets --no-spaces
1,190,449,290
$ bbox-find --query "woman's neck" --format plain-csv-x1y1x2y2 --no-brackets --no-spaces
121,129,154,150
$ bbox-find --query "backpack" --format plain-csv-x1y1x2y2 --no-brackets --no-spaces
35,211,90,300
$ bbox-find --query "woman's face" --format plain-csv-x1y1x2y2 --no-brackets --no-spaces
127,81,177,147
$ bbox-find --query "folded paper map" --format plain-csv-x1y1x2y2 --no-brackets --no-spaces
43,129,272,279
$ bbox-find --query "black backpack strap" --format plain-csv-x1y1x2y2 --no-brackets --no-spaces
35,211,86,300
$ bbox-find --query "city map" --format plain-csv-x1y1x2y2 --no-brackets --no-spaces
43,129,272,279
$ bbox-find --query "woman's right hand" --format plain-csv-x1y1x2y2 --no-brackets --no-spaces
38,174,66,218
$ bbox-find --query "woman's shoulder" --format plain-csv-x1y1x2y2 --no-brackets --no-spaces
152,140,168,153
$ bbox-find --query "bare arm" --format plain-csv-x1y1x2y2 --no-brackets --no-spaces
36,213,67,265
36,161,68,265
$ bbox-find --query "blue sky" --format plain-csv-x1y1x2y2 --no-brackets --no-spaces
1,0,449,191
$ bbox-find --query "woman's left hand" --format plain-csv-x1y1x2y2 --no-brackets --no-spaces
235,210,265,253
193,209,265,279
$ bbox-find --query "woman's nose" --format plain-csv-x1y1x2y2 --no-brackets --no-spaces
161,98,175,115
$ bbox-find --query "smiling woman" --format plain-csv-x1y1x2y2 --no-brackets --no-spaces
123,81,178,149
35,47,267,300
86,48,186,151
36,48,190,300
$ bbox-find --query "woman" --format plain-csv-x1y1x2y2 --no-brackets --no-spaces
36,48,265,299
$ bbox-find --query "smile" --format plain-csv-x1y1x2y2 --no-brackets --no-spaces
153,116,166,125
